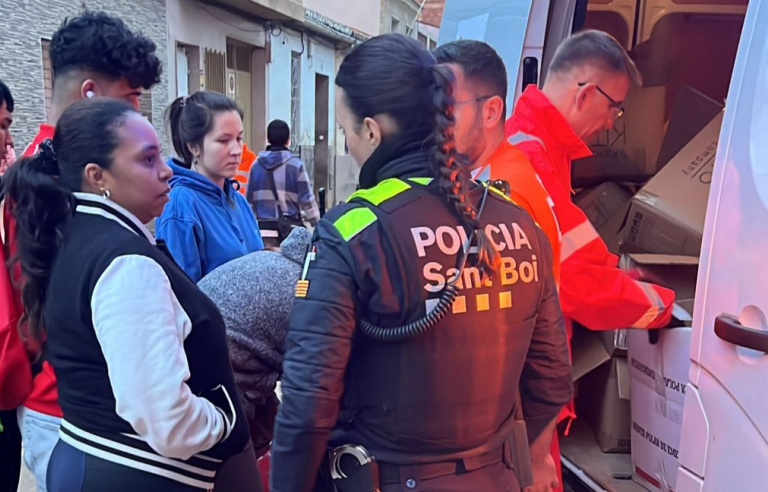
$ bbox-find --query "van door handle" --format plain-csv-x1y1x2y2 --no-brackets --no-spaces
714,314,768,352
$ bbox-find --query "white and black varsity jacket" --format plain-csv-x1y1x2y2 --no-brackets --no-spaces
43,193,249,489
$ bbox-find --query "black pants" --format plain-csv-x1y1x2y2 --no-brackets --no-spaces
48,440,264,492
380,461,519,492
0,409,21,492
48,440,209,492
213,440,264,492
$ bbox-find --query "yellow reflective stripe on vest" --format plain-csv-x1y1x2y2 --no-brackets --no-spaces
348,178,411,206
487,185,513,202
409,177,433,186
333,207,377,241
561,220,600,262
632,281,666,328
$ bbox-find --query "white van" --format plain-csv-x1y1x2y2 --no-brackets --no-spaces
439,0,764,491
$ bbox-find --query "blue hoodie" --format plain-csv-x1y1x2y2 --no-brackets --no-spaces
156,159,264,282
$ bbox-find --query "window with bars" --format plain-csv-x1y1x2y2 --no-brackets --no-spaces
205,48,227,94
290,51,301,151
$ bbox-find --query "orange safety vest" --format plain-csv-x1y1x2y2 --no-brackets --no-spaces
472,139,562,286
234,143,257,197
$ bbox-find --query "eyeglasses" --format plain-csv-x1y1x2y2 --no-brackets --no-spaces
578,82,625,119
454,95,494,106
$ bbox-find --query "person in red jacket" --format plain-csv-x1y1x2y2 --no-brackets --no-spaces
0,12,161,492
505,29,675,491
0,77,26,492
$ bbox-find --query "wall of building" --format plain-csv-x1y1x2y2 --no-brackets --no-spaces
0,0,169,149
305,0,382,36
166,0,267,98
268,27,336,148
381,0,420,35
267,26,338,196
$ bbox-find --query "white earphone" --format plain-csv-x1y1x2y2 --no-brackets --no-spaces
86,90,94,99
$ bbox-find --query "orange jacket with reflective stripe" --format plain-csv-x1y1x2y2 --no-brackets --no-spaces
505,86,674,336
233,143,257,197
473,139,561,286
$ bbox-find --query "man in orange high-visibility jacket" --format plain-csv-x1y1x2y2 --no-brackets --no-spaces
234,143,257,197
435,39,565,492
506,30,675,491
434,41,561,284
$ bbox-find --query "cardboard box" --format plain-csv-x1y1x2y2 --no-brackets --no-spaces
578,357,632,453
621,111,723,256
630,382,686,492
627,323,692,492
618,254,699,300
574,182,638,255
571,327,612,382
654,85,724,174
592,255,698,358
596,329,628,357
601,200,633,255
574,182,636,232
573,86,668,187
627,327,691,407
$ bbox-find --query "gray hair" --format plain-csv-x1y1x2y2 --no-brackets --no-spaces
549,30,642,86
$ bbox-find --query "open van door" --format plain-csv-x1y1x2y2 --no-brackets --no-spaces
677,1,768,491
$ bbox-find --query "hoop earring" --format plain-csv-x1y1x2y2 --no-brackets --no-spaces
101,188,111,200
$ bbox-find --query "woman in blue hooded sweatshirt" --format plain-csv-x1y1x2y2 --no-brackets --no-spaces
157,91,263,282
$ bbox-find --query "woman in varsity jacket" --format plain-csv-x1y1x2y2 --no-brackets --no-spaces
3,99,252,492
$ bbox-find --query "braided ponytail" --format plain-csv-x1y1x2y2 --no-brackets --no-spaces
431,64,500,277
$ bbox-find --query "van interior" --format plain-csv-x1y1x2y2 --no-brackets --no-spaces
557,0,748,490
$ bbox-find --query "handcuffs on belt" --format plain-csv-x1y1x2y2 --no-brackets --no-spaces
327,444,381,492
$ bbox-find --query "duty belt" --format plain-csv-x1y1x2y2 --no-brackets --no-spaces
378,443,507,485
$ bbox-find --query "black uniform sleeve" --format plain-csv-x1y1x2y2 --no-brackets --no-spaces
520,228,573,441
270,218,360,492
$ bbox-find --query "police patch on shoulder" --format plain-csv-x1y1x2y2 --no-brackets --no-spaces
295,246,316,297
295,280,309,298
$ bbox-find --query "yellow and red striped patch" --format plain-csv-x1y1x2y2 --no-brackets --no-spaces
295,280,309,298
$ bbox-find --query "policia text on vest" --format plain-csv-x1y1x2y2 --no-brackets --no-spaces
413,222,539,310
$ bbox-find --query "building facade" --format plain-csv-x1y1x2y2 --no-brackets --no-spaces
0,0,170,149
0,0,408,207
381,0,437,49
167,0,379,205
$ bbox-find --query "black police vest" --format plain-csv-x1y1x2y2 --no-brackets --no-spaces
330,177,551,463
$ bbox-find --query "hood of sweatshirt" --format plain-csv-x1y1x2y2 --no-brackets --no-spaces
168,158,239,204
257,149,295,171
279,227,312,265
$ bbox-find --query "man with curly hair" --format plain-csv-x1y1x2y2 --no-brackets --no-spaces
23,10,162,155
0,11,162,492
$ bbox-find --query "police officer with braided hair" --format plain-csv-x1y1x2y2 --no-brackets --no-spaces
270,33,573,492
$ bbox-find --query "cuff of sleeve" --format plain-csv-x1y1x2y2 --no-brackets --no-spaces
524,413,558,443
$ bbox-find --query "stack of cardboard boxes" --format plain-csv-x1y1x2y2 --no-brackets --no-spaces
568,85,723,492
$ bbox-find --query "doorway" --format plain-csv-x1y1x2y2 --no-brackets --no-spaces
314,74,330,204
